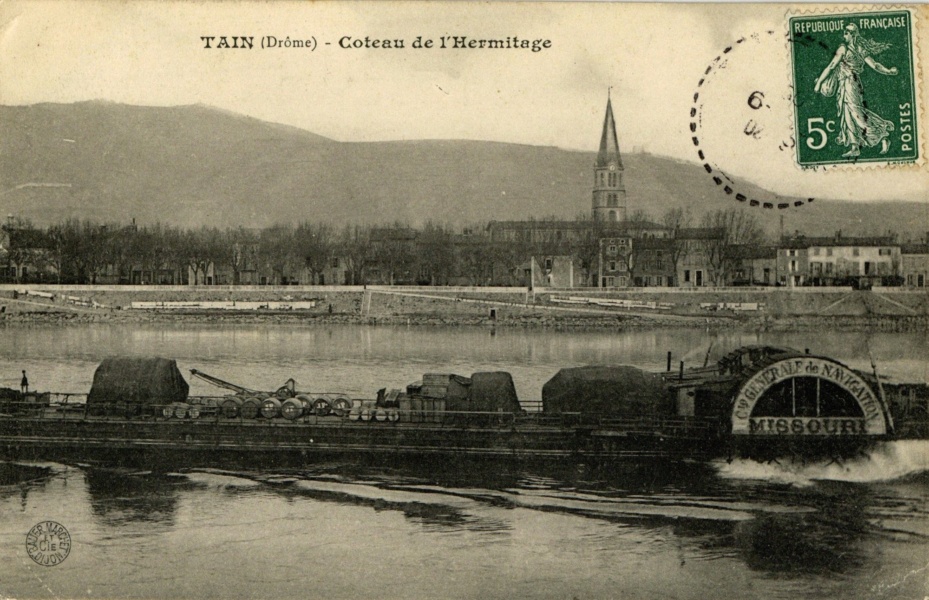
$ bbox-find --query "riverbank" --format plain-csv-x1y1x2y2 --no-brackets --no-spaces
2,305,926,333
0,304,733,330
0,286,926,331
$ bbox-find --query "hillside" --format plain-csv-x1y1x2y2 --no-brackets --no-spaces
1,101,925,238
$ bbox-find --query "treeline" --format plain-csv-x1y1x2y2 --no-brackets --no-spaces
7,218,602,286
7,219,368,285
3,208,768,285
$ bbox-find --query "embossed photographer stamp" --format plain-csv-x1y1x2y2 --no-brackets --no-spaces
790,10,919,166
25,521,71,567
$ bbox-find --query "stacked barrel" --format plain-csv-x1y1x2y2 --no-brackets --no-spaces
216,391,352,420
162,402,201,419
162,397,226,419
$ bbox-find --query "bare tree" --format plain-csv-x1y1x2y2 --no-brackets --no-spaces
51,219,112,284
258,225,297,285
457,238,495,286
662,207,692,232
130,224,184,284
338,224,371,285
571,215,611,286
374,222,418,285
700,208,765,285
180,227,227,285
224,227,258,285
662,207,693,286
418,221,455,285
295,222,334,285
2,218,47,283
627,209,652,224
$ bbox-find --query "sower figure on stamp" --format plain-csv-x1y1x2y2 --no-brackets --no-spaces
814,23,898,158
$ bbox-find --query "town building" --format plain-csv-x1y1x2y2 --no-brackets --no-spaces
778,233,900,287
729,244,778,286
631,238,675,287
529,255,585,288
675,228,726,288
364,226,420,285
0,225,55,283
901,241,929,288
598,236,634,288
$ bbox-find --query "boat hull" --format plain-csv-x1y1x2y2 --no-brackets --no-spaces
0,413,728,467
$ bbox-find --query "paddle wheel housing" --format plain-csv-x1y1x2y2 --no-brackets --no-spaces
727,350,891,438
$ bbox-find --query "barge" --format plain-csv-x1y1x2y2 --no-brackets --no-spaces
0,346,926,467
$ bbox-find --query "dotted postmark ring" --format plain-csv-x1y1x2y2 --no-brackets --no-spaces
691,31,815,210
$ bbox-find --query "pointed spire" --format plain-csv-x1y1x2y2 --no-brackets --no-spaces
596,94,623,169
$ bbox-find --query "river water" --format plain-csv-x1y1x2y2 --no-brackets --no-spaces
1,324,927,599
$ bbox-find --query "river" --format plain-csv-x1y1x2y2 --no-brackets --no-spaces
1,324,927,599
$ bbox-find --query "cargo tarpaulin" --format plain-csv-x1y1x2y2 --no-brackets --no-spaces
467,372,521,413
87,358,189,413
425,372,521,414
542,366,672,416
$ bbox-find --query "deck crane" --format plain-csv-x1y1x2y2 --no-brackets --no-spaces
189,369,259,396
189,369,301,418
188,369,353,419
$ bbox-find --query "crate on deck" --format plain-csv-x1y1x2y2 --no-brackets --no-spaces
405,371,521,424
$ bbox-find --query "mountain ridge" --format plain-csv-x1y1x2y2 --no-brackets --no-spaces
0,102,925,239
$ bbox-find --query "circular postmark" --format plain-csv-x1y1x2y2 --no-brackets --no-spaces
25,520,71,567
691,31,815,210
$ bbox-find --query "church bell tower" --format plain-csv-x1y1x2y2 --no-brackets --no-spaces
592,94,626,222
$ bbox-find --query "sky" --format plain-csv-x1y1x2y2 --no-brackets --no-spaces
0,1,926,203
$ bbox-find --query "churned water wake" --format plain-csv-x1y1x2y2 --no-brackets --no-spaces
170,468,813,525
714,440,929,486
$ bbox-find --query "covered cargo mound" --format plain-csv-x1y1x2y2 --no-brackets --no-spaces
443,372,522,413
542,366,673,417
87,358,189,415
467,372,521,413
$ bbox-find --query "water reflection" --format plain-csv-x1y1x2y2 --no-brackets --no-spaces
0,455,912,600
718,476,928,575
124,458,896,578
279,480,511,533
0,461,51,486
733,511,865,574
84,468,180,526
0,462,52,507
183,460,732,536
67,454,912,574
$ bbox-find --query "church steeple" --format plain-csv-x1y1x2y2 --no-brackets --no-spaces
596,94,623,170
592,92,626,222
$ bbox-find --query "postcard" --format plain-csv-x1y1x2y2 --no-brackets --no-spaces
0,2,927,600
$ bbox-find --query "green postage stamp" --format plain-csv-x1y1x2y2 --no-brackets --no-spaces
790,10,919,166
